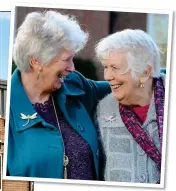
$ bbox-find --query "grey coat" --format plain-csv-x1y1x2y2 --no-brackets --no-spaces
96,75,165,183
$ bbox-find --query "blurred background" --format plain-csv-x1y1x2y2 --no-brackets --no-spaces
13,6,169,80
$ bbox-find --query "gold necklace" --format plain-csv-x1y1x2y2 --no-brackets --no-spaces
51,95,69,179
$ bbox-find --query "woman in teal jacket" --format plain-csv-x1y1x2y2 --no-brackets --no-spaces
7,10,110,180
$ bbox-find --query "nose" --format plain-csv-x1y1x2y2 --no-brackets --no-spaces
104,68,114,82
66,60,75,72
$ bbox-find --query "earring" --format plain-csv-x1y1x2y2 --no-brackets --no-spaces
37,70,40,79
140,83,144,88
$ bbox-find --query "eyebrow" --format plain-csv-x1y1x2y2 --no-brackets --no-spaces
102,63,120,67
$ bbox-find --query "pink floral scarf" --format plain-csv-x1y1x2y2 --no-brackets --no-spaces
119,77,164,174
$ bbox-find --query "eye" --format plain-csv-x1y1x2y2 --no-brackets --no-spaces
112,66,118,70
62,58,70,62
63,56,74,61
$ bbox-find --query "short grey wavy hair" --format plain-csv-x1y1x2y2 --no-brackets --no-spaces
95,29,161,80
13,11,88,72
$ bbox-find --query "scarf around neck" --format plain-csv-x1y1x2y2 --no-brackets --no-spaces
119,77,165,173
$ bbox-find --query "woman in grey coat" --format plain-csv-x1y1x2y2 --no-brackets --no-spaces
95,29,165,183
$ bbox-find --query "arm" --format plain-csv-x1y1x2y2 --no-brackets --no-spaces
66,71,111,115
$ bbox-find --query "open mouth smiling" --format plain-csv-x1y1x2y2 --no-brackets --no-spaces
57,73,67,81
111,84,122,89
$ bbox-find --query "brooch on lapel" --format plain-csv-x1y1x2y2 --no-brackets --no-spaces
103,113,116,122
20,112,38,126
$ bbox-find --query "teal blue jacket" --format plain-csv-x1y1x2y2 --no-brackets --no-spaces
7,69,111,179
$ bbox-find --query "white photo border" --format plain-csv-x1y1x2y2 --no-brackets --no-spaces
2,2,173,189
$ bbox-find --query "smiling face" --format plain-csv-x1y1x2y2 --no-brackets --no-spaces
30,49,75,93
103,51,140,105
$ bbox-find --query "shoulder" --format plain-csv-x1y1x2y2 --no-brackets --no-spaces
67,70,86,81
65,71,86,88
65,71,111,98
97,93,119,117
64,70,99,90
96,93,124,128
97,93,117,109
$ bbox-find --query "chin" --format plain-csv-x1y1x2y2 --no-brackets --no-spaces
113,93,121,100
114,94,126,104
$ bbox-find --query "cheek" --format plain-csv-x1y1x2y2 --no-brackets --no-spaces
120,76,135,95
46,72,56,80
43,72,57,86
126,79,138,93
49,69,59,79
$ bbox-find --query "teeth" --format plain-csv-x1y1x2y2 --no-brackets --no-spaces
112,84,121,88
58,74,66,79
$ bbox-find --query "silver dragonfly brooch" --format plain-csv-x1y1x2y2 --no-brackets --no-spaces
103,113,116,122
20,112,38,126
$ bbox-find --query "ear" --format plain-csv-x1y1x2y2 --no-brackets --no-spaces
139,65,152,84
29,56,42,71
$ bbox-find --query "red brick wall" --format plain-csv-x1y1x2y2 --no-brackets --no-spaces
0,117,32,191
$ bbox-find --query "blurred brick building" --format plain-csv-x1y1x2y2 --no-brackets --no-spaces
0,80,34,191
15,7,147,80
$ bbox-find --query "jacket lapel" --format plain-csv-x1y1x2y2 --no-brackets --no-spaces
55,78,85,131
10,70,44,132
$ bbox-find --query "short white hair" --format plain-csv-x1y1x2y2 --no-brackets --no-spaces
95,29,161,80
13,11,88,72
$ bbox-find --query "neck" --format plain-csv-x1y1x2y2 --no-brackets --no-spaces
21,72,50,104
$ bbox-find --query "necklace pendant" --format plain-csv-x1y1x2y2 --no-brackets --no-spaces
63,155,69,179
63,154,69,166
52,95,69,179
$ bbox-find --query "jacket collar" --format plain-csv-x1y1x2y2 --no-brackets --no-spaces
10,69,85,132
